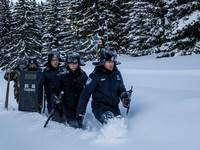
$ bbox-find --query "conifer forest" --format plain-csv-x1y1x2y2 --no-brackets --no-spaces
0,0,200,69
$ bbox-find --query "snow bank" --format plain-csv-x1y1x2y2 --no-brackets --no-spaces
0,54,200,150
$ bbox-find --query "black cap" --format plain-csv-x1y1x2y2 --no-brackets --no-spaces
48,51,60,62
28,56,37,64
93,50,121,66
65,51,85,66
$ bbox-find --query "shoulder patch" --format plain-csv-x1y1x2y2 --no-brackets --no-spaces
116,75,121,80
86,77,92,85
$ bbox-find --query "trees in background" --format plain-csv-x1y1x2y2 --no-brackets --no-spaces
0,0,13,68
0,0,42,69
0,0,200,69
158,0,200,58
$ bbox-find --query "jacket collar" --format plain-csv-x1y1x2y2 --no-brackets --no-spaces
95,65,118,75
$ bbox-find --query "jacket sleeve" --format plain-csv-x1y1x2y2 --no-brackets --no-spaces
51,74,63,102
4,71,14,81
37,72,45,104
77,74,97,115
118,71,126,97
84,72,88,84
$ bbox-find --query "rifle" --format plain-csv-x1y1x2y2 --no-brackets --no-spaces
123,86,133,116
4,66,11,110
44,91,64,128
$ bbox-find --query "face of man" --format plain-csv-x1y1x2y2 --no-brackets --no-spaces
29,63,36,69
69,63,78,72
19,64,26,71
19,64,25,67
51,59,59,68
103,61,114,71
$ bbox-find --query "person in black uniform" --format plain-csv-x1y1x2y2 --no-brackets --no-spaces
52,51,88,128
77,50,129,124
25,56,42,71
37,51,64,122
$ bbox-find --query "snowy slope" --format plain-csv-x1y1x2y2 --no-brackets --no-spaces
0,54,200,150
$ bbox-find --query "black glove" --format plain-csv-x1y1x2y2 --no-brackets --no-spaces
121,91,129,108
51,93,64,110
123,98,130,108
38,103,42,114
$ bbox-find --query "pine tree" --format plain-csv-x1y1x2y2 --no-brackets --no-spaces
112,0,134,54
127,1,153,56
58,0,80,59
127,0,169,57
67,0,133,60
0,0,13,69
159,0,200,57
36,1,46,63
98,0,118,52
41,0,64,61
3,0,42,69
146,0,168,55
29,0,43,58
67,0,97,61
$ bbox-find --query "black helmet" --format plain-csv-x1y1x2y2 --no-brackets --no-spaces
48,51,60,62
65,51,85,66
93,50,121,66
28,56,37,65
15,59,26,69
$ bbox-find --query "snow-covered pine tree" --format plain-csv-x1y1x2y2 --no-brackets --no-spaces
57,0,80,59
29,0,43,61
67,0,132,60
145,0,168,55
0,0,13,69
41,0,64,61
127,1,154,56
112,0,134,54
127,0,169,57
3,0,42,69
97,0,120,52
67,0,97,61
36,1,46,64
158,0,200,57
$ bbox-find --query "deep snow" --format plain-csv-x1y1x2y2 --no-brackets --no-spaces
0,54,200,150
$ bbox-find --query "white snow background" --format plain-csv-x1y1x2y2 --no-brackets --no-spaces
0,54,200,150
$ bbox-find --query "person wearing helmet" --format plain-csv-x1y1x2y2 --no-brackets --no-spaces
25,56,42,71
4,59,27,103
51,51,88,128
37,51,64,123
77,49,128,124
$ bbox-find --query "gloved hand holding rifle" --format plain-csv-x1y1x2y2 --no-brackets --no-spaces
44,91,64,128
121,86,133,116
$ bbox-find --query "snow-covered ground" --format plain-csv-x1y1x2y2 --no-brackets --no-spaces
0,54,200,150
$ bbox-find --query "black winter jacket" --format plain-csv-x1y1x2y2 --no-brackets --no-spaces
38,66,61,112
77,66,126,115
52,66,88,117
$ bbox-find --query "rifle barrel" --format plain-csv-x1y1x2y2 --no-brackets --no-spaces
44,109,55,128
